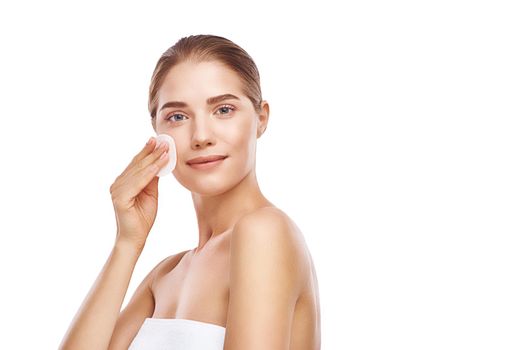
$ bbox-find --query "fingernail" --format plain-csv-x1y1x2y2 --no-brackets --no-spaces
147,137,153,145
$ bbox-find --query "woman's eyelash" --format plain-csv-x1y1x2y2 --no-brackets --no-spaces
165,104,236,122
217,104,236,114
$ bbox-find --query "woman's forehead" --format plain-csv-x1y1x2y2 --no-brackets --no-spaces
162,61,242,91
158,62,248,108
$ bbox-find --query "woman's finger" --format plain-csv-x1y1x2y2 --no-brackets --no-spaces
127,148,170,196
132,142,169,175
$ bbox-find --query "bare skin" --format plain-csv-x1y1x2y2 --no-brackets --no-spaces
147,60,320,348
150,201,321,350
60,59,320,349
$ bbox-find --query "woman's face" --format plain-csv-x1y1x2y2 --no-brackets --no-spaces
153,60,268,195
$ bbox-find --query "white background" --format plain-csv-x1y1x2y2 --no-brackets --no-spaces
1,0,523,349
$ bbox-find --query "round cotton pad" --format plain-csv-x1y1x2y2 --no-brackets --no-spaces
153,133,177,177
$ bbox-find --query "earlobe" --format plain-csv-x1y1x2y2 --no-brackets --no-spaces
257,125,267,138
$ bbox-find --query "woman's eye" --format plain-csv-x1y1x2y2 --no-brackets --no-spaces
165,105,235,123
216,105,235,115
165,113,187,123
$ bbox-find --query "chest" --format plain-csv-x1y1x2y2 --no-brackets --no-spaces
151,238,231,326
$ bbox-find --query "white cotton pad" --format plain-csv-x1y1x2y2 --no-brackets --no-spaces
153,133,177,177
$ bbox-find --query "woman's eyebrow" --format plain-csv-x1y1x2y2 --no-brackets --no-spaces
159,93,240,113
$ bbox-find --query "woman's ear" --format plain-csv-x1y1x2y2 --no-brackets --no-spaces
257,100,270,138
151,117,157,133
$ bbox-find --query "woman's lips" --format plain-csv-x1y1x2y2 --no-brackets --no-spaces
187,156,227,170
186,154,227,164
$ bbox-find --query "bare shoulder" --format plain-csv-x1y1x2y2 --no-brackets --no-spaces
224,207,314,348
234,206,297,234
231,206,310,290
234,206,307,247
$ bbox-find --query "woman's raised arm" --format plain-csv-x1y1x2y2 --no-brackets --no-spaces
59,137,171,349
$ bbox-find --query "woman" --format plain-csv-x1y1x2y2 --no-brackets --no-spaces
59,34,321,350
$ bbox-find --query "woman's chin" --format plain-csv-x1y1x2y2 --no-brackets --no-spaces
191,187,231,197
179,179,234,196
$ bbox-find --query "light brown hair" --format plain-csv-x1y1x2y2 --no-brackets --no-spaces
148,34,263,130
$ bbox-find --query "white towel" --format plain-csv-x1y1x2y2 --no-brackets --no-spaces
128,318,225,350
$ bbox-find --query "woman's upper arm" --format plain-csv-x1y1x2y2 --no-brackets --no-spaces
107,250,190,350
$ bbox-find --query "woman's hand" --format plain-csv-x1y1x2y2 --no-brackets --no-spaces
109,137,170,250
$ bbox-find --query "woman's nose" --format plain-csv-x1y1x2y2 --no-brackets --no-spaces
191,118,215,149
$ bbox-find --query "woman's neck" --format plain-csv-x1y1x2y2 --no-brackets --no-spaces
191,169,274,251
